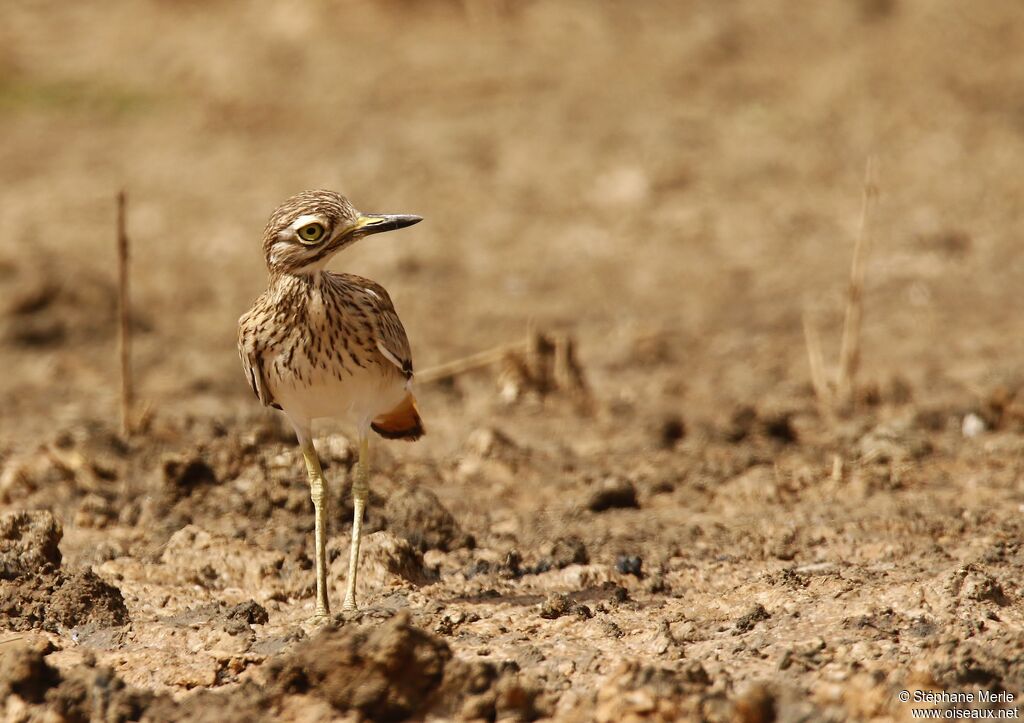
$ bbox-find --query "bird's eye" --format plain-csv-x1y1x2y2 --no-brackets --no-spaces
297,223,326,244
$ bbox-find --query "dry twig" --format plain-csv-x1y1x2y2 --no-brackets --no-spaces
417,327,589,404
416,342,525,384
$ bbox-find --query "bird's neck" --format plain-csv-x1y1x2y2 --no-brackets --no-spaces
271,268,330,285
269,270,333,299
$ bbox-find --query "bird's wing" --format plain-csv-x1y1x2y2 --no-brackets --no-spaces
238,310,281,409
351,276,414,380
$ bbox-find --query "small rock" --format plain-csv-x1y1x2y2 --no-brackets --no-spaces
435,610,480,636
657,415,686,449
962,413,986,438
539,593,573,620
319,435,354,467
650,620,680,657
615,555,643,577
226,600,269,626
575,604,594,619
734,604,770,633
586,478,638,512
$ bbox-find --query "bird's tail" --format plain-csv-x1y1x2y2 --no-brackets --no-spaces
371,393,425,441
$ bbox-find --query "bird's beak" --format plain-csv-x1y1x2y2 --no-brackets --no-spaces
351,213,423,237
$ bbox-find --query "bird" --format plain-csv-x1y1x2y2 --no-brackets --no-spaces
237,189,424,618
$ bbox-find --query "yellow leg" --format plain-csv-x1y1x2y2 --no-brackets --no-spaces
300,439,330,619
342,434,369,611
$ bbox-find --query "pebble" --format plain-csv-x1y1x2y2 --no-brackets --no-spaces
586,478,639,512
615,555,643,577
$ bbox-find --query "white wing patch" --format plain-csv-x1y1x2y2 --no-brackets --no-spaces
377,340,404,370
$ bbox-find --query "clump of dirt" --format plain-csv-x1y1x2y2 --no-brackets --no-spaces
266,611,450,720
537,592,593,621
383,485,473,552
267,612,546,721
0,510,61,576
0,640,61,703
0,568,129,632
0,641,154,720
147,613,545,721
0,508,128,632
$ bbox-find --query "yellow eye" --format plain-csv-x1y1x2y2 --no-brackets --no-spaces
297,223,326,244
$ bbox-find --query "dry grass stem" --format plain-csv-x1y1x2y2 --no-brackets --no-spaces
803,157,879,420
117,190,133,436
836,157,879,411
802,309,832,415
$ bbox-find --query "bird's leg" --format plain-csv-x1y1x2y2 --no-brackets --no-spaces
343,434,370,611
300,438,330,619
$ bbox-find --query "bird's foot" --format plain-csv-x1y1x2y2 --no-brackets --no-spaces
306,604,331,626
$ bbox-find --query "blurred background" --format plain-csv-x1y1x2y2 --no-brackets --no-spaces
2,1,1024,447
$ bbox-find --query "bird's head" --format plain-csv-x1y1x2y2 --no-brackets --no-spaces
261,189,421,275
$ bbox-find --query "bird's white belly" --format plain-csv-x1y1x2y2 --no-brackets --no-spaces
269,362,408,427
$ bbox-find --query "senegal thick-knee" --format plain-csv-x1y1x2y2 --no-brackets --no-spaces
238,190,423,617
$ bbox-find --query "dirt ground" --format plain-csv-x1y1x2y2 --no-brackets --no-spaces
2,0,1024,720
